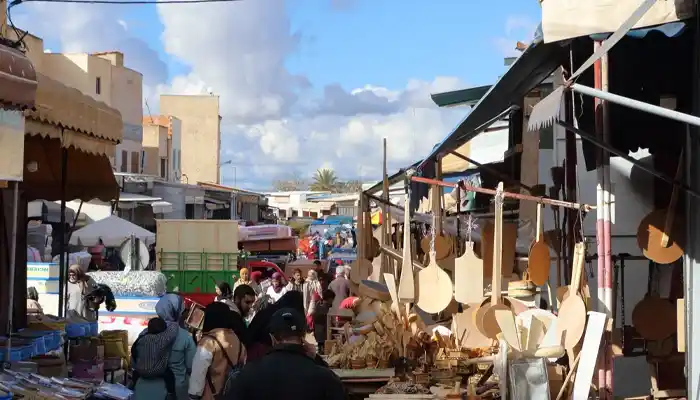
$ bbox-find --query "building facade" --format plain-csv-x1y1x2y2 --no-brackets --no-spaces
160,95,221,185
142,115,182,181
39,51,144,173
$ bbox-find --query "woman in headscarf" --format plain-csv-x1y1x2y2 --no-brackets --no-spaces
65,264,99,321
233,268,259,294
189,303,246,400
266,272,288,303
27,287,43,315
286,268,305,293
302,269,322,316
249,271,263,296
214,282,236,311
133,294,196,400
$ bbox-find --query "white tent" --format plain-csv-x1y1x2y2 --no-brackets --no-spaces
69,215,156,247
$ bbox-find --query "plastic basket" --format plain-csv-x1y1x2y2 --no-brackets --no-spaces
65,323,87,338
0,347,26,362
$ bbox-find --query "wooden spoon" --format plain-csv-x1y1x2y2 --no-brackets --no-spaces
527,204,551,286
556,242,587,350
397,190,416,303
477,183,510,340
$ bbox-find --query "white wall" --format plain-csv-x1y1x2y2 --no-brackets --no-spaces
539,125,661,397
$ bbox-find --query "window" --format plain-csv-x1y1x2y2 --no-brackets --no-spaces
95,77,101,95
120,150,128,172
160,158,167,179
131,151,139,173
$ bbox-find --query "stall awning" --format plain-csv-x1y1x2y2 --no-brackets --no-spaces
0,44,37,110
24,74,122,157
417,34,567,172
28,200,76,223
21,135,119,202
541,0,693,43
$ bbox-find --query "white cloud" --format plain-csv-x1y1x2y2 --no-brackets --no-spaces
494,14,538,58
15,0,512,189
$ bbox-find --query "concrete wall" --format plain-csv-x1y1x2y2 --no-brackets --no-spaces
160,95,220,185
170,117,182,182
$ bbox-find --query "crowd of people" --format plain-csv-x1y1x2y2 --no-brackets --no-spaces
130,262,357,400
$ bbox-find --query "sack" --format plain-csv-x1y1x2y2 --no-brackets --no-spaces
205,336,243,400
131,324,178,378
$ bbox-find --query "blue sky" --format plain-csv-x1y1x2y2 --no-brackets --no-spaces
116,0,540,91
18,0,543,189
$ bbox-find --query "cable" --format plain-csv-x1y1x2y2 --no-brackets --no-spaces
13,0,243,4
5,2,28,50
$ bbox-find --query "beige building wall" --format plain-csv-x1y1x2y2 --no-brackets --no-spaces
142,124,168,177
160,95,221,185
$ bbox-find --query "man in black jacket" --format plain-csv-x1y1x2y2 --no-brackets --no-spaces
228,308,348,400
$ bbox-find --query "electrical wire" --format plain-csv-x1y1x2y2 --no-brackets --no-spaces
13,0,244,4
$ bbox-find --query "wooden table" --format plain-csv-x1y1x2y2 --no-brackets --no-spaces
334,368,395,399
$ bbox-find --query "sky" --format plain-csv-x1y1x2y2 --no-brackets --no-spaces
13,0,541,191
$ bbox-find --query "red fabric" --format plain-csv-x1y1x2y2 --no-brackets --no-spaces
339,296,358,310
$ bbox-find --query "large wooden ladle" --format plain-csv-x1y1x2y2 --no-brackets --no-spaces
636,151,685,264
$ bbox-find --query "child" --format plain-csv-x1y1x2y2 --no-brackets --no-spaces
310,290,336,354
131,317,176,398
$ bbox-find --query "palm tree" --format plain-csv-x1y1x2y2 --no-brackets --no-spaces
310,168,339,192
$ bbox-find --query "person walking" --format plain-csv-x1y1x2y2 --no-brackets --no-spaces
188,303,246,400
303,269,322,315
214,282,235,311
233,268,259,294
327,266,350,309
65,264,99,321
309,290,335,354
228,308,348,400
286,269,305,293
133,294,196,400
266,272,288,303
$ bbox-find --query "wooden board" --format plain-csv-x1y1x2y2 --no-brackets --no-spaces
398,194,415,302
478,221,517,278
632,295,676,340
454,242,484,304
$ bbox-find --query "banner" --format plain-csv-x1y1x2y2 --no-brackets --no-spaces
0,109,25,181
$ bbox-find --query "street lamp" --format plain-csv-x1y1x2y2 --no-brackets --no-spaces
219,160,236,187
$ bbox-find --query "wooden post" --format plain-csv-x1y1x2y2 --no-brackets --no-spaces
1,0,7,38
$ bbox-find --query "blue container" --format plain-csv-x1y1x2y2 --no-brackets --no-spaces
65,323,87,338
0,346,31,362
45,331,61,351
89,322,98,337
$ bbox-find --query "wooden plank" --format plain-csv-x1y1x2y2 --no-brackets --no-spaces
332,368,395,379
677,298,685,353
572,312,607,400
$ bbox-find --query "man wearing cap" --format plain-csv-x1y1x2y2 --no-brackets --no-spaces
227,308,347,399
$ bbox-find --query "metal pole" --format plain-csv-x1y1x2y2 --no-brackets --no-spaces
6,182,18,342
57,146,68,318
410,176,594,211
571,83,700,128
594,41,613,399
